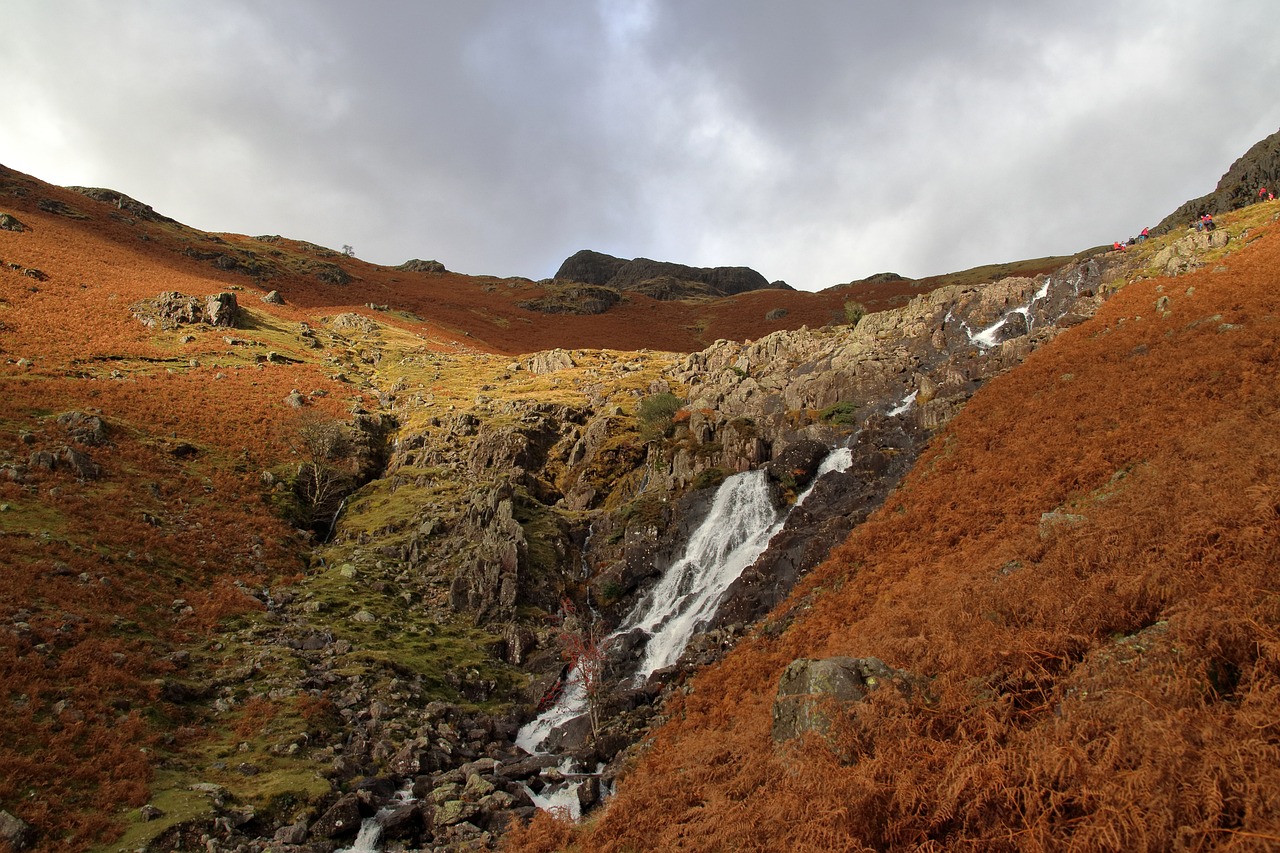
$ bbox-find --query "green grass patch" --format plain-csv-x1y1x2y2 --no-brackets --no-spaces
820,401,860,425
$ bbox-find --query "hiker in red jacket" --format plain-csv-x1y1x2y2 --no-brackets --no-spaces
1260,187,1269,202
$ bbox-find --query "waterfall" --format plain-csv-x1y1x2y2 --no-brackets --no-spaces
336,818,382,853
967,276,1055,348
888,390,917,417
519,448,855,759
332,783,417,853
624,469,783,680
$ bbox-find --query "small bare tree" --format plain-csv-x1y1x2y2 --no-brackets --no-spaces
557,598,611,744
291,412,354,535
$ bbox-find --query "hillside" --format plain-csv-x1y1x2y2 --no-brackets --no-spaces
0,164,927,357
506,204,1280,850
0,164,976,852
2,144,1279,853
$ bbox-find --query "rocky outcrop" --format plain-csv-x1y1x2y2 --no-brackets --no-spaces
66,186,178,223
131,291,241,330
56,411,109,446
449,483,528,622
1149,229,1231,276
1155,126,1280,233
554,249,787,298
519,283,622,315
0,212,27,232
26,446,101,481
311,261,351,285
397,258,447,273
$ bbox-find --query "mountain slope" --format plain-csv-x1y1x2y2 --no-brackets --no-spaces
0,164,890,355
507,208,1280,850
2,148,1277,852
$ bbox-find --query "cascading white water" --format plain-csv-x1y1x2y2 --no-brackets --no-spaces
968,276,1054,348
336,817,382,853
888,390,917,416
625,469,783,679
332,784,417,853
518,449,856,759
800,446,853,503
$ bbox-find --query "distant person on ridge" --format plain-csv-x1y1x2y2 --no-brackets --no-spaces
1137,226,1150,242
1197,213,1215,232
1260,186,1270,202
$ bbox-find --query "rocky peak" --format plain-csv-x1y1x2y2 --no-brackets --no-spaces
553,249,788,299
1155,126,1280,233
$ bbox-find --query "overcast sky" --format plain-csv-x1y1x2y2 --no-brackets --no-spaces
3,1,1278,290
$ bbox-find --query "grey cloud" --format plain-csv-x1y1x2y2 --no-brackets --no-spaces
1,0,1278,289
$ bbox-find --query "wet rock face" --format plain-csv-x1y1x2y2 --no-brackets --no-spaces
765,437,829,486
310,792,364,839
715,418,925,631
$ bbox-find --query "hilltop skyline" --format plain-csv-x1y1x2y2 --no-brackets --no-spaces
3,0,1278,289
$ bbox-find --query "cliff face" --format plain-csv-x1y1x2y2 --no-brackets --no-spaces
353,252,1113,635
552,248,788,299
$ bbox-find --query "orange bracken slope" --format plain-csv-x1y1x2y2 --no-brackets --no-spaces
0,163,876,357
507,213,1280,851
0,171,348,849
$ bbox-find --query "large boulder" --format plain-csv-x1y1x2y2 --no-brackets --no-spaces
130,292,240,330
0,809,34,851
310,792,364,839
771,656,921,744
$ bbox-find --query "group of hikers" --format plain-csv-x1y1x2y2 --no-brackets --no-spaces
1113,227,1150,251
1112,184,1275,251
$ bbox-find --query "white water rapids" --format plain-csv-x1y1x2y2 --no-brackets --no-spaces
517,447,855,762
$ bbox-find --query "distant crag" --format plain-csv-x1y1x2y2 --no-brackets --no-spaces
66,186,177,224
1155,126,1280,233
554,249,789,300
